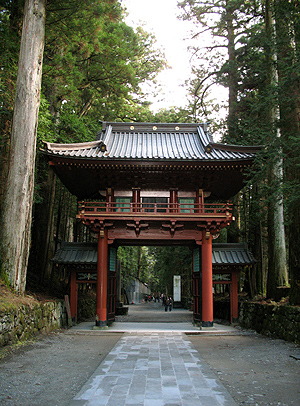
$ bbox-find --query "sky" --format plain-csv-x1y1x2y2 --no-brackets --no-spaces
121,0,193,111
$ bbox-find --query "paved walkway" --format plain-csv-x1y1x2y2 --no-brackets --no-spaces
68,303,239,406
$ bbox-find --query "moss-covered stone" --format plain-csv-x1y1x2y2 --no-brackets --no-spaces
0,300,66,348
240,301,300,344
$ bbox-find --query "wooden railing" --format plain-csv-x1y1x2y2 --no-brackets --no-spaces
77,201,232,217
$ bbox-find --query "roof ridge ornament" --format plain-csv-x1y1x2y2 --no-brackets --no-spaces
101,121,206,133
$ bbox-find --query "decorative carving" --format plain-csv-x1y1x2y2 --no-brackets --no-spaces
162,221,184,237
83,219,114,234
126,220,149,237
77,272,97,281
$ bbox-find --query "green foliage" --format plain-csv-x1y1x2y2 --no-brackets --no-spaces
152,106,193,123
118,246,151,288
148,246,192,296
0,265,10,289
117,245,192,297
42,0,166,132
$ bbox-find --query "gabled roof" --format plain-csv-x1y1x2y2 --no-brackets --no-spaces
212,243,256,267
43,122,260,162
52,242,97,265
42,122,261,200
52,242,255,268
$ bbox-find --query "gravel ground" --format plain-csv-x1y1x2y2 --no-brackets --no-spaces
188,332,300,406
0,302,299,406
0,331,122,406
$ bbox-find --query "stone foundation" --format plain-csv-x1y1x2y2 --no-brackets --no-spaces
0,301,67,347
239,301,300,344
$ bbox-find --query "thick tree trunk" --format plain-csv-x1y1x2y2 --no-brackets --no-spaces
225,0,238,140
289,189,300,305
288,1,300,304
265,0,288,299
273,0,300,302
27,168,57,288
0,2,24,215
249,184,265,296
272,160,288,288
0,0,46,293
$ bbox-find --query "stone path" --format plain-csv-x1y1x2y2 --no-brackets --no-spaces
69,331,237,406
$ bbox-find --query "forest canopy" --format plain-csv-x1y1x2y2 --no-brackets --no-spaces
0,0,300,306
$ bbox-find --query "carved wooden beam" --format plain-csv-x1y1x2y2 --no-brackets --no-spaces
126,220,149,237
162,221,184,237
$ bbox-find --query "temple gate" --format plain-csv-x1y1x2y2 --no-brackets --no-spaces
44,122,259,327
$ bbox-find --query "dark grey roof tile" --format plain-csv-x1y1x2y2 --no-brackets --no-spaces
52,242,255,267
43,122,259,162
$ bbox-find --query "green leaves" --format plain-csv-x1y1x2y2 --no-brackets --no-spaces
42,0,166,136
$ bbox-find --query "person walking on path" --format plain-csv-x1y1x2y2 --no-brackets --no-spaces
169,296,173,311
165,295,173,311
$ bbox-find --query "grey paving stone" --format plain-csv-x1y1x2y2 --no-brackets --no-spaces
144,399,163,406
69,332,238,406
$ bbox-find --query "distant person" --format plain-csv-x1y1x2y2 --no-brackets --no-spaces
165,296,173,312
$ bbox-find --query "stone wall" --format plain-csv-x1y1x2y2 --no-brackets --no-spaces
125,277,151,304
239,301,300,344
0,300,67,347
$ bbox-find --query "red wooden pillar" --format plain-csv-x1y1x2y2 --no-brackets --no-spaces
106,187,114,212
132,188,141,212
231,271,239,322
96,228,108,327
202,230,213,327
170,188,178,212
192,248,201,324
196,189,204,213
70,269,77,322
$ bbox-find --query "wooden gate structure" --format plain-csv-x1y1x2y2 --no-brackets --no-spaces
44,122,260,327
53,241,255,324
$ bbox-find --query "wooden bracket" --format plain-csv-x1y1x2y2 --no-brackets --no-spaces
127,220,149,237
162,221,184,237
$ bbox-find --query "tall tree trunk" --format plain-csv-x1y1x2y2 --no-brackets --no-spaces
249,184,264,296
274,0,300,303
272,0,300,303
265,0,288,299
0,0,24,216
288,0,300,304
27,167,57,288
0,0,46,293
225,0,238,140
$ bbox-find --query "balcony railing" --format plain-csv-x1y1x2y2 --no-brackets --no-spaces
77,201,232,218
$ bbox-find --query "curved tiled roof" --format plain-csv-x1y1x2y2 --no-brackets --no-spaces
52,242,97,265
43,122,260,162
52,242,255,267
212,243,256,266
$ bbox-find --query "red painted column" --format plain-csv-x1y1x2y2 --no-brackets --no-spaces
202,230,213,326
132,188,141,212
170,188,178,213
196,189,204,213
96,228,108,327
70,269,77,322
231,271,239,322
106,187,114,212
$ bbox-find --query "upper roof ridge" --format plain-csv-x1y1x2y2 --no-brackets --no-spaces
100,122,207,133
